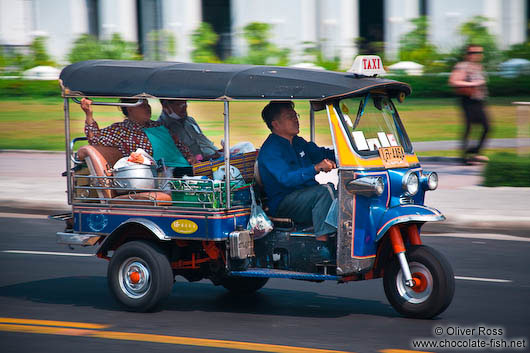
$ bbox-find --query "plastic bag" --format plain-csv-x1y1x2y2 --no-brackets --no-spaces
247,187,273,239
212,165,245,187
113,148,155,169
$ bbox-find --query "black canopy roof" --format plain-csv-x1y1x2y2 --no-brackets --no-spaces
59,60,411,101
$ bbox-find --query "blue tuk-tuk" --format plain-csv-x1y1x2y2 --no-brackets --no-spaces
54,56,454,318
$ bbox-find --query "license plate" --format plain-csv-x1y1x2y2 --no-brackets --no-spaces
378,146,409,168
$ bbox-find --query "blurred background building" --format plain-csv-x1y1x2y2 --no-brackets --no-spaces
0,0,528,68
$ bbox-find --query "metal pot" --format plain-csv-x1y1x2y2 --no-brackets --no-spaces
113,164,156,193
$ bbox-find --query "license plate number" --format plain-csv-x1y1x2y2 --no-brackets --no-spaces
378,146,409,168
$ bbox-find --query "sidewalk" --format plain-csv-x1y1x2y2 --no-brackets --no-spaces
0,147,529,236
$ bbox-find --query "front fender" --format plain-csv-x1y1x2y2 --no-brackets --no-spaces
375,205,445,241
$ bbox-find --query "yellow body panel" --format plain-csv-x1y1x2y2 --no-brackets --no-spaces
326,104,418,168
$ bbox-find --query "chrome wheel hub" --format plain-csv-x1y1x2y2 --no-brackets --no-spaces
118,257,151,299
396,262,433,304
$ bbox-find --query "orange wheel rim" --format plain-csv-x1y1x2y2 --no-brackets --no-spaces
411,272,428,293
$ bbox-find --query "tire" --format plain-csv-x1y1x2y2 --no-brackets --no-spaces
108,240,174,312
383,245,455,319
221,277,269,294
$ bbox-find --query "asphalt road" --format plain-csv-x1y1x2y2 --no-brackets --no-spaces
0,214,528,353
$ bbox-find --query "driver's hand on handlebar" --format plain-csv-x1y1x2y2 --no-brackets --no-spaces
314,159,335,173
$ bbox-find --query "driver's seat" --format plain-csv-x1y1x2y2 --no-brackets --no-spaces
253,159,294,229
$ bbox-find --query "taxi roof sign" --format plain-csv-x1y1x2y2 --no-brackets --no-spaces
348,55,386,76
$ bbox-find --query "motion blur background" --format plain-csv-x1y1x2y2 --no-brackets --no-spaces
0,0,529,186
1,0,529,73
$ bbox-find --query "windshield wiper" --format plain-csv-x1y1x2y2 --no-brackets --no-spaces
353,93,370,130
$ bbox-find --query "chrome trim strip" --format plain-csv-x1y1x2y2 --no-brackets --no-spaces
376,214,446,240
56,232,101,246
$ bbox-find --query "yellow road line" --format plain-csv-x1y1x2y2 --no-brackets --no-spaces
0,318,109,329
0,323,354,353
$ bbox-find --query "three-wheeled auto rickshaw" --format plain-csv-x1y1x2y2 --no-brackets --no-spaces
54,56,454,318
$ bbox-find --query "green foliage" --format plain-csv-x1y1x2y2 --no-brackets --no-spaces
238,22,289,65
302,42,340,71
22,36,56,69
0,79,59,97
67,33,140,63
504,42,530,60
455,16,500,70
387,73,530,98
146,30,176,61
483,153,530,187
398,17,440,70
67,34,103,62
191,23,220,63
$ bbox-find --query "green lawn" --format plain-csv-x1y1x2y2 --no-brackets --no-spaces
0,96,528,151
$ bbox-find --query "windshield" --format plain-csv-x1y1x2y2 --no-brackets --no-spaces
335,95,412,156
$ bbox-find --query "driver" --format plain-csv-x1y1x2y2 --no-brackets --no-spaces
258,101,337,237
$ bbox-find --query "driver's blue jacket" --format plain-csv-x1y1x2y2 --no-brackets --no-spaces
258,133,335,215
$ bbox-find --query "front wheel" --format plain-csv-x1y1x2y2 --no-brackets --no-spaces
108,240,174,312
383,245,455,319
221,277,269,294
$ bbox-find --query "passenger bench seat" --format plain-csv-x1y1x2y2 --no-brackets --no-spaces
76,145,172,205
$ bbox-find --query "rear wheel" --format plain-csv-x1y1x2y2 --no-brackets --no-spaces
383,245,454,319
108,240,174,312
221,277,269,294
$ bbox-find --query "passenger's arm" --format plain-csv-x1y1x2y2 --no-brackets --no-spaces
82,99,122,147
170,133,196,164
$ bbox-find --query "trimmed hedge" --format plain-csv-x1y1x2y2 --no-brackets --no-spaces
389,74,530,98
483,153,530,187
0,79,60,97
0,74,529,99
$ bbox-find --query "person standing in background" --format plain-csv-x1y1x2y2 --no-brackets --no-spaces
449,44,490,164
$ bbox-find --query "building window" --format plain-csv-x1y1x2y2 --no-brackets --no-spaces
201,0,231,60
137,0,162,59
86,0,99,37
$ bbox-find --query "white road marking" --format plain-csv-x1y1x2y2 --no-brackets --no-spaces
455,276,512,283
0,212,48,219
423,233,530,242
2,250,93,257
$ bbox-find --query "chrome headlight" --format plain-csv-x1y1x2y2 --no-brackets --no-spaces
422,171,439,190
402,171,419,196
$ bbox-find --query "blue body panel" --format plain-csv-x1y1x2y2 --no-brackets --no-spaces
348,167,443,258
73,206,250,240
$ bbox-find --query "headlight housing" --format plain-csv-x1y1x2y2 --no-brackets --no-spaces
346,176,384,197
421,171,439,191
402,171,419,196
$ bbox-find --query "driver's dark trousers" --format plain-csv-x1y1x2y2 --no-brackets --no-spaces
275,184,336,236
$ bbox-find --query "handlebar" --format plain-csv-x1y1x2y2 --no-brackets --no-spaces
71,97,146,107
70,136,88,164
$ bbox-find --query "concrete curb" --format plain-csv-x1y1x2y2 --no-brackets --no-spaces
0,149,65,154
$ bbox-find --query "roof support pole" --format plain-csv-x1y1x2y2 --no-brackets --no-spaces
223,100,231,209
64,98,72,206
310,105,315,142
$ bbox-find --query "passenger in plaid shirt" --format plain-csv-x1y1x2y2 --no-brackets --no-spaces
81,98,195,164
